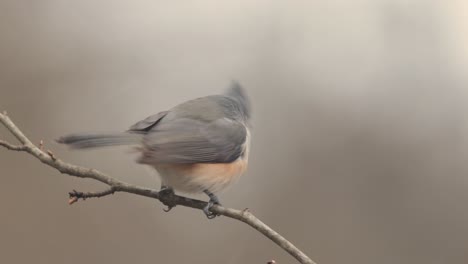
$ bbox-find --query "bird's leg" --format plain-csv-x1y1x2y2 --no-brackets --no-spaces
159,185,176,212
160,184,174,195
203,190,222,219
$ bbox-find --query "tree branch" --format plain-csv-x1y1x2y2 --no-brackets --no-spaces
68,188,116,205
0,111,316,264
0,140,28,151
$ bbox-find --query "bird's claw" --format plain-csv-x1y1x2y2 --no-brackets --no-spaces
159,186,176,213
203,202,217,219
163,205,174,212
203,190,222,219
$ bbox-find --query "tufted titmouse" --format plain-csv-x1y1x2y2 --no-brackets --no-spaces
57,82,251,218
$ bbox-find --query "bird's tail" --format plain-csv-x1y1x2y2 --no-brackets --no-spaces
56,132,142,149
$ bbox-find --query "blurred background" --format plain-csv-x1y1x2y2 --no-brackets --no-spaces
1,1,468,263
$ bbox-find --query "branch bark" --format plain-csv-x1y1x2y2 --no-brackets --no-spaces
0,111,316,264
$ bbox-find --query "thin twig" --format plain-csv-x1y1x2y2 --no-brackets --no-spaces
68,188,116,205
0,111,316,264
0,140,28,151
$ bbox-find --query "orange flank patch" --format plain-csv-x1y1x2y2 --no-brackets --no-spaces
155,158,248,193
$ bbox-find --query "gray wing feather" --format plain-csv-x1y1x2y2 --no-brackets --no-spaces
128,111,169,132
139,118,246,164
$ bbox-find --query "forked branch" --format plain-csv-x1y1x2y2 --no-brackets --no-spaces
0,111,315,264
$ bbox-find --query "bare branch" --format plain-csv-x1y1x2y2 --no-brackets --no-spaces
0,111,316,264
68,188,116,205
0,140,28,151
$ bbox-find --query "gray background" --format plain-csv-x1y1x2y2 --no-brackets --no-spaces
1,1,468,264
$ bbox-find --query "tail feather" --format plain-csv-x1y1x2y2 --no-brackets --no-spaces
56,133,142,149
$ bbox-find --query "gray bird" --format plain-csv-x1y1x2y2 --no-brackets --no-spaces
57,82,251,218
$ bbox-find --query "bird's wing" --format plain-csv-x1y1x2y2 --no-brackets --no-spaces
139,118,247,164
128,111,169,132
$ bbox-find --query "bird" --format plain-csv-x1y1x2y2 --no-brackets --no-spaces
57,81,251,218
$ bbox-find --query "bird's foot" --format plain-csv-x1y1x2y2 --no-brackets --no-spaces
203,190,222,219
159,186,176,212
